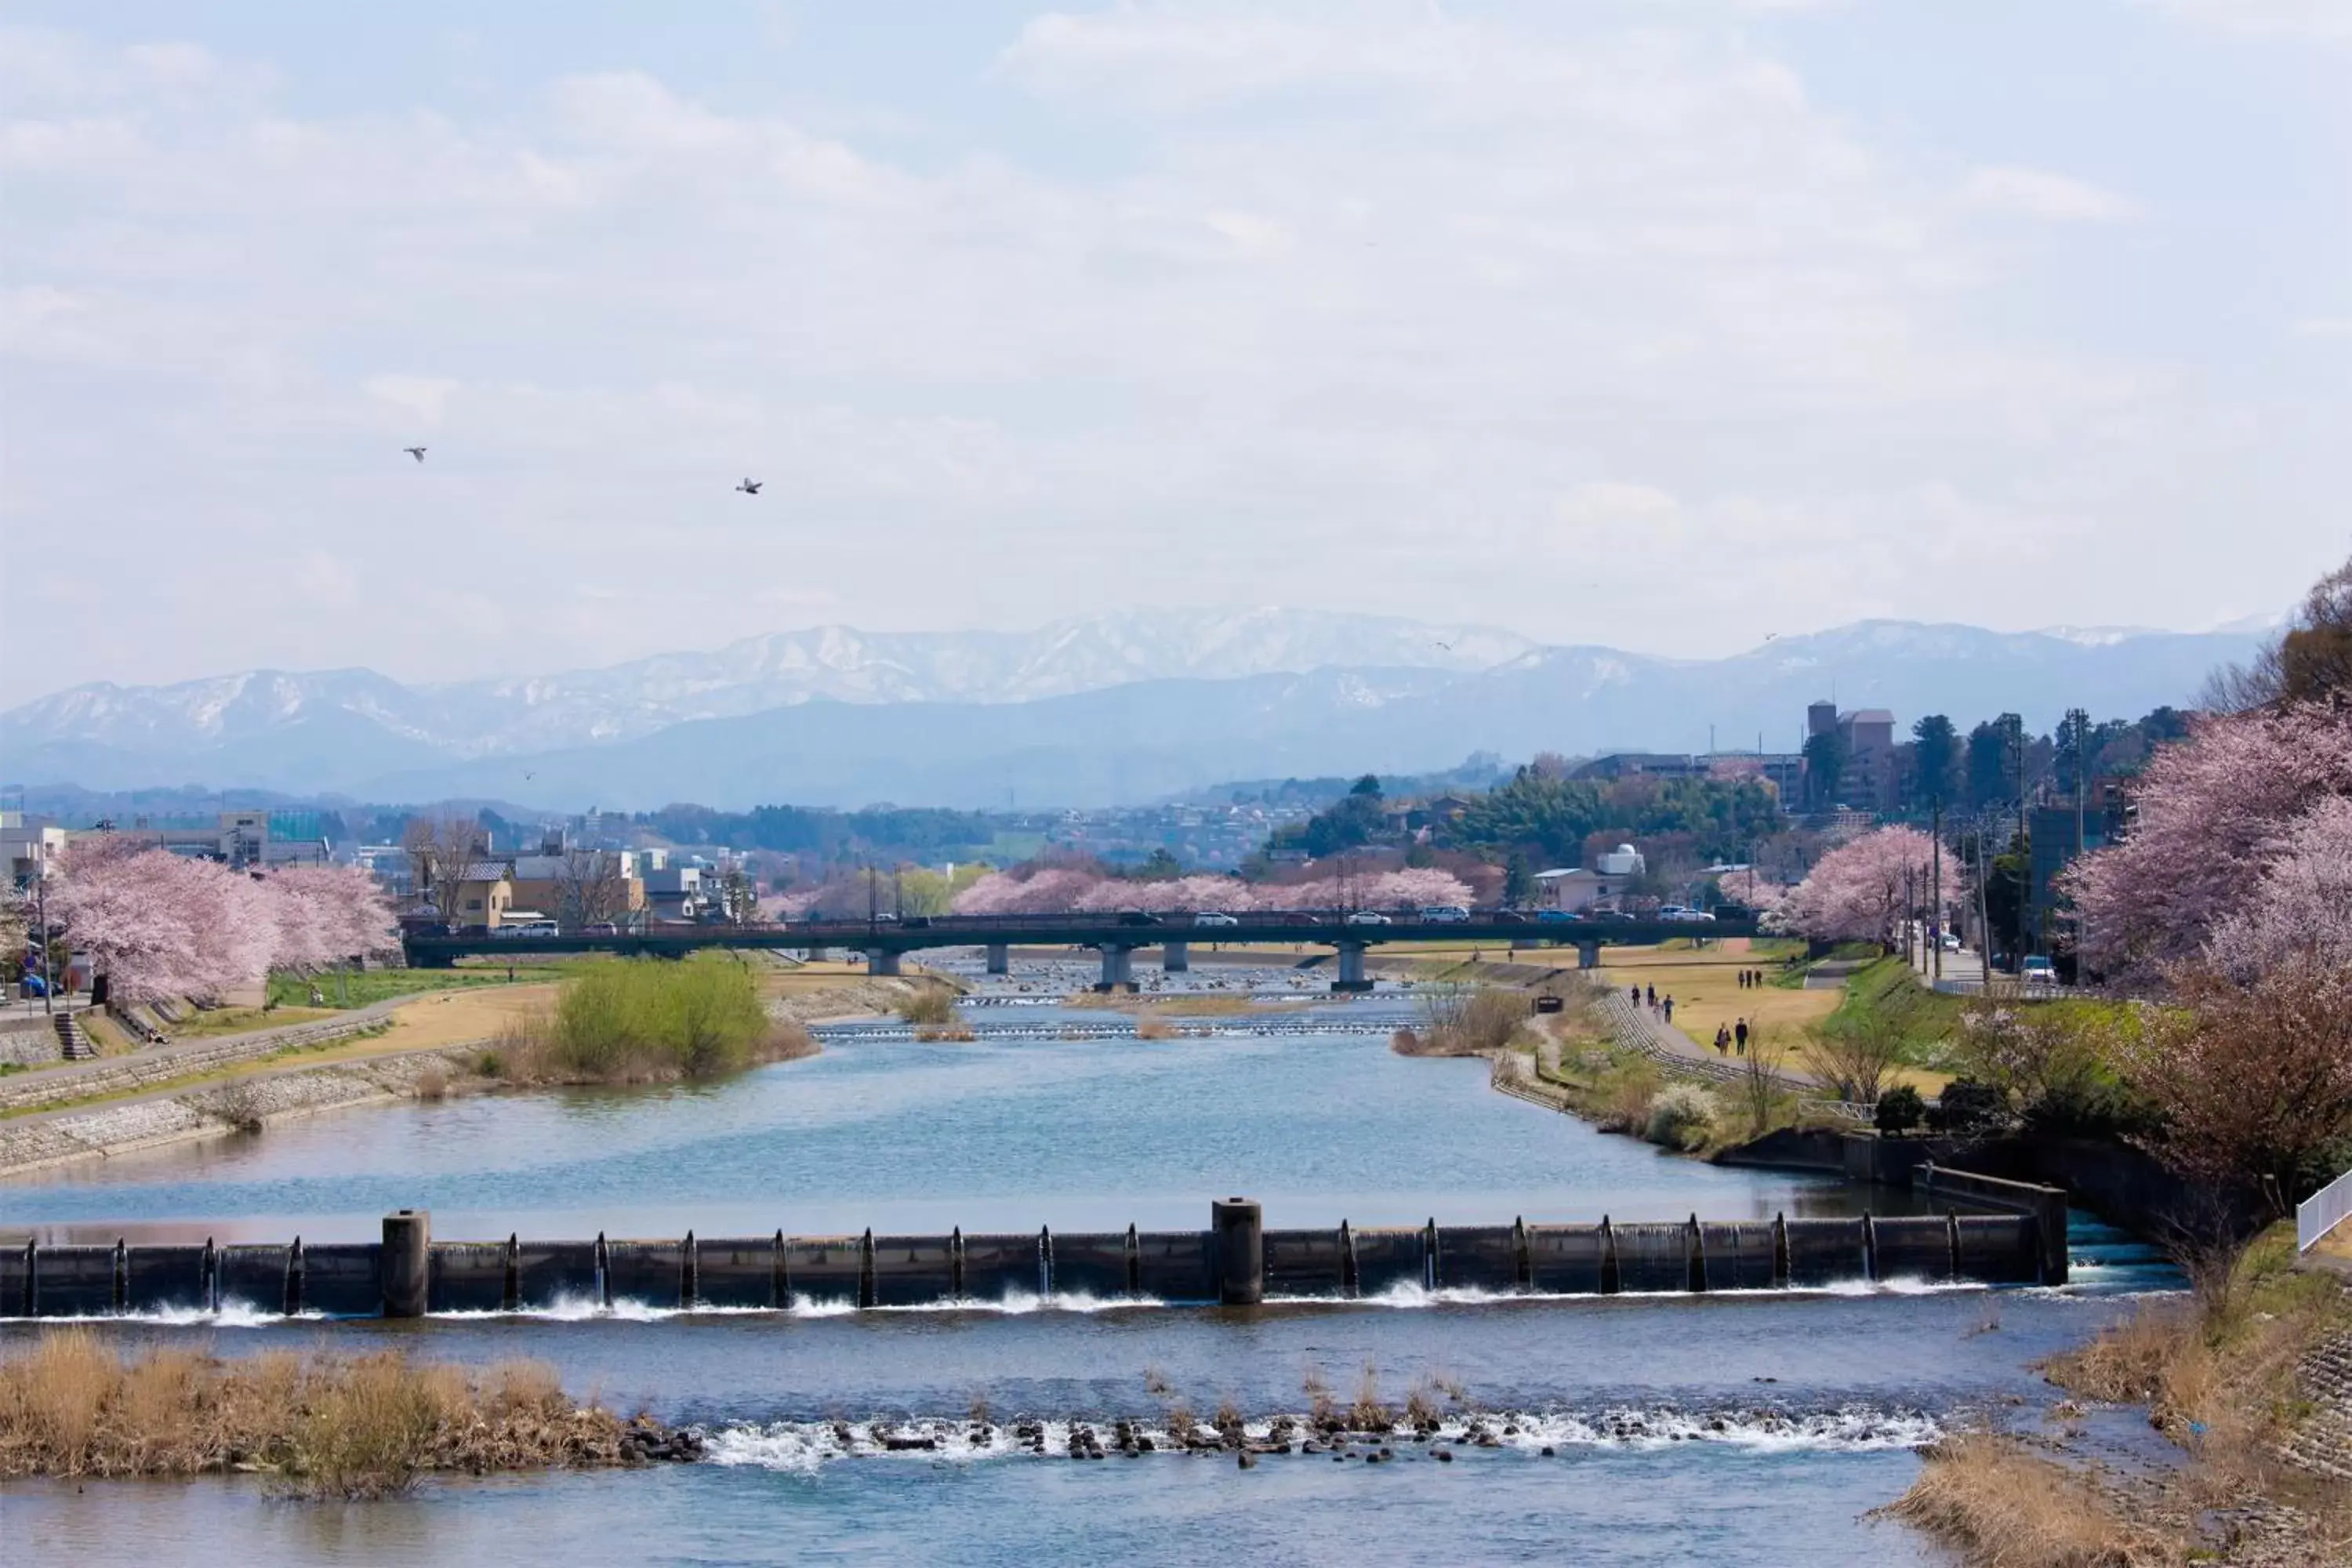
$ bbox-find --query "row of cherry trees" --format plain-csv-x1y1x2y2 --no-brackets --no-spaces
948,866,1478,916
44,842,397,1005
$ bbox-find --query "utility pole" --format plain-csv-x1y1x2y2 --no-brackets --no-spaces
36,869,52,1017
1930,797,1943,984
2079,710,2098,973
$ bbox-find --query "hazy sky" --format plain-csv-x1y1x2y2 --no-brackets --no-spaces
2,1,2346,706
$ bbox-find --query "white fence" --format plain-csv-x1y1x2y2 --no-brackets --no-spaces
2299,1167,2352,1253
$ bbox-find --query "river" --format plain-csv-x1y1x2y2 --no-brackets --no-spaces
2,981,2166,1564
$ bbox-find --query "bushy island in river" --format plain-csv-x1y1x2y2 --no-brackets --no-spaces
481,953,818,1086
0,1330,699,1497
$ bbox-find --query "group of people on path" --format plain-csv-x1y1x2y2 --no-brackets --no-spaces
1625,977,1753,1056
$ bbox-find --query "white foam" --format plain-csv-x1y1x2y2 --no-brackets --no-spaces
699,1404,1944,1471
0,1298,315,1328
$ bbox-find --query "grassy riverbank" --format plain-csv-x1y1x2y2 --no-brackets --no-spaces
1890,1228,2352,1564
0,1330,691,1496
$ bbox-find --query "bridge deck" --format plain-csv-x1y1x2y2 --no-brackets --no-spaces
404,915,1756,966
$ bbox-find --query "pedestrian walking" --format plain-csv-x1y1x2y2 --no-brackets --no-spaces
1714,1023,1730,1055
1629,984,1640,1006
1734,1018,1749,1052
1645,984,1657,1008
1662,995,1674,1025
1736,970,1747,990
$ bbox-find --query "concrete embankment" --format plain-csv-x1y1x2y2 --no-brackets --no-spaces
0,1000,412,1115
3,1192,2063,1319
0,1044,488,1176
0,978,889,1178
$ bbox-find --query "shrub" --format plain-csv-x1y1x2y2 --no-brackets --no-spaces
1643,1083,1717,1149
1414,986,1533,1055
513,955,786,1083
895,984,960,1027
1926,1077,2005,1134
1874,1083,1925,1136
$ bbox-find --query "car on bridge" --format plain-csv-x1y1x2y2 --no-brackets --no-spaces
1417,905,1470,923
1534,909,1580,924
1193,912,1240,927
1345,910,1392,926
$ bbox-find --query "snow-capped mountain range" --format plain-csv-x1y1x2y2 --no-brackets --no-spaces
0,610,2261,809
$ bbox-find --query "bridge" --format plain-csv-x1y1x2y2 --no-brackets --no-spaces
401,913,1758,992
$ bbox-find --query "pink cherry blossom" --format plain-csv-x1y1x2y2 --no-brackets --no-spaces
1773,826,1951,945
2064,701,2352,990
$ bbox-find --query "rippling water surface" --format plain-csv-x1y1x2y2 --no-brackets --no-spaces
3,984,2158,1563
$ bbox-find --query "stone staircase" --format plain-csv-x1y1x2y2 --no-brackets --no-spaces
53,1010,96,1061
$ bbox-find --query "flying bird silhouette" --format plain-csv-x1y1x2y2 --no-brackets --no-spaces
1433,640,1454,651
403,447,426,463
735,478,763,495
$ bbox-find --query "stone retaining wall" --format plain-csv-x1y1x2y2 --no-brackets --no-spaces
0,1046,481,1176
0,1000,409,1114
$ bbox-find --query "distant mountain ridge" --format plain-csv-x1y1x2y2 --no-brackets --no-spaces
3,608,1535,760
0,612,2260,809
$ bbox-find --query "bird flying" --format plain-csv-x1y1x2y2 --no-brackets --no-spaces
404,447,426,463
736,478,762,495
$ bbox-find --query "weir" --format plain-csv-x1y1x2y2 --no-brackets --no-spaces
6,1188,2064,1319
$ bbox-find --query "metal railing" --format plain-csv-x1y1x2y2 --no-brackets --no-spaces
2298,1166,2352,1254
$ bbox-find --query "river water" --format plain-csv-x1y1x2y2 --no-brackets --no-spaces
3,982,2165,1564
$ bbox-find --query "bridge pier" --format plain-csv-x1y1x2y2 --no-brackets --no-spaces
1577,941,1601,970
1094,944,1136,993
1331,941,1373,993
1161,940,1189,974
866,948,902,977
985,943,1010,976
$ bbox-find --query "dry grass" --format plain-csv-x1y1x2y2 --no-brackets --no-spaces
1348,1361,1392,1432
1134,1017,1179,1041
895,984,961,1027
913,1022,977,1043
411,1064,449,1101
1402,986,1537,1057
1886,1433,2179,1566
2041,1301,2195,1406
0,1330,641,1497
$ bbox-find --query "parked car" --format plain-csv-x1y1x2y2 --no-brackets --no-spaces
1194,912,1240,927
1417,906,1471,923
1345,910,1392,926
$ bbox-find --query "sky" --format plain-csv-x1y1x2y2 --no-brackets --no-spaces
2,0,2347,707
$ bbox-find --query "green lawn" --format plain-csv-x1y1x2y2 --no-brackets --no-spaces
267,964,576,1011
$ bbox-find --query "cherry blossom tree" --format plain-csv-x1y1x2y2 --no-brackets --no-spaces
1772,826,1947,946
49,845,278,1004
2121,951,2352,1214
265,865,398,973
2201,794,2352,985
2063,701,2352,991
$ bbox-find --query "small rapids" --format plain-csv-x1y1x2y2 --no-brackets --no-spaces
702,1405,1947,1473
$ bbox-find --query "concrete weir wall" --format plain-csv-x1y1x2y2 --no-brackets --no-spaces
5,1196,2054,1319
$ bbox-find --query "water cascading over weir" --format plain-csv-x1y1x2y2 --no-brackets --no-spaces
2,1181,2068,1319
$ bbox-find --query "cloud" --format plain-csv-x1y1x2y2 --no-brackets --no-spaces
2143,0,2352,43
1959,165,2143,222
0,9,2334,705
2294,316,2352,339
